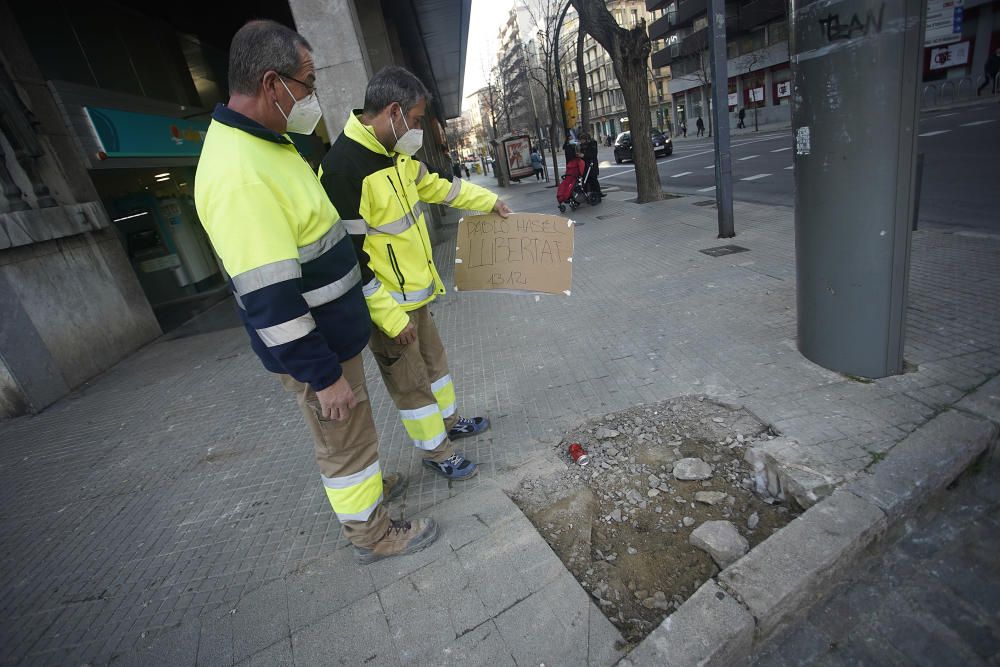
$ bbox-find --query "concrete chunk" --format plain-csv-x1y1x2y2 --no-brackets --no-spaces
843,410,997,520
622,581,754,667
718,489,886,638
690,521,749,569
673,458,713,481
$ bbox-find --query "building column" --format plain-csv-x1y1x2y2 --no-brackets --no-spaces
288,0,373,139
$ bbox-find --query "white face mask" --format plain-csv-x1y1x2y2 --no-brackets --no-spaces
275,77,322,135
390,107,423,156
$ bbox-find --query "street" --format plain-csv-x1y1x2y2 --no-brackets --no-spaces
566,100,1000,231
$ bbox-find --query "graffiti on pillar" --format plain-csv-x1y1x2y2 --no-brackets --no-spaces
817,4,885,42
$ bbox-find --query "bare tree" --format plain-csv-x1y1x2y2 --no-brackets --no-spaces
570,0,663,203
576,27,590,135
523,0,567,182
674,31,714,137
740,52,763,132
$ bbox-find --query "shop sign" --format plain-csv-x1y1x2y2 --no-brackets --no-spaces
777,81,791,98
85,107,210,158
925,0,963,47
929,41,970,70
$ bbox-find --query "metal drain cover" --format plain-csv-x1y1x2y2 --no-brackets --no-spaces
699,245,750,257
596,213,622,220
693,200,717,207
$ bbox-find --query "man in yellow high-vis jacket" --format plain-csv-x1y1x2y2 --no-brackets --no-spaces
195,22,437,564
320,66,511,481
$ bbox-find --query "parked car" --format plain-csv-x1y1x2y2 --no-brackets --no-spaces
613,129,673,163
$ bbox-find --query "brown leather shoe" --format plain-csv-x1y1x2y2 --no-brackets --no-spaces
354,518,439,565
382,472,407,503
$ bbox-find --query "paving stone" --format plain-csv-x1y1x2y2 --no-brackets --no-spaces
409,620,515,666
229,579,289,663
493,571,622,667
284,547,374,633
843,410,996,520
625,581,753,667
237,637,293,667
290,594,398,666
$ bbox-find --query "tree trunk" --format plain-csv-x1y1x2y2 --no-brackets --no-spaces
576,28,590,135
571,0,662,203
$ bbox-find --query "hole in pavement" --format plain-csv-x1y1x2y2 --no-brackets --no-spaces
509,396,799,647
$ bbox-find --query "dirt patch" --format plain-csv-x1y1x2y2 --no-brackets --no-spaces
509,396,799,646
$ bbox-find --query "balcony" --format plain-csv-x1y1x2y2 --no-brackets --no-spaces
651,46,675,69
673,0,708,30
648,11,677,40
738,0,786,30
646,0,671,10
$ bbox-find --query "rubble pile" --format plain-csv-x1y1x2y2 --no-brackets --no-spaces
511,396,799,645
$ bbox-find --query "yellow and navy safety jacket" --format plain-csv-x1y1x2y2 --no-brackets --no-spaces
194,105,371,393
319,111,498,339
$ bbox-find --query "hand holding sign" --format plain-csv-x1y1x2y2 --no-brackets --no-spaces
454,212,574,295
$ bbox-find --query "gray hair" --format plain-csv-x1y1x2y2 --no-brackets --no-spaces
363,66,432,115
228,20,312,96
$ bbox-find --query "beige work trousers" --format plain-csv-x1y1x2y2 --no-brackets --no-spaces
368,305,459,463
279,353,388,548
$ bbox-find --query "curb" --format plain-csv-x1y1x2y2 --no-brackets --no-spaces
620,377,999,666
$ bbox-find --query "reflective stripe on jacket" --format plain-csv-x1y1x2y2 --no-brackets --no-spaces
320,111,499,338
194,104,371,390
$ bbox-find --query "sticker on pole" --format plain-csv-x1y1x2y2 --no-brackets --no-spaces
454,213,574,295
796,127,811,155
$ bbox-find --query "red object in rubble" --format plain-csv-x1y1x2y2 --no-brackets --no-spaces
568,443,590,466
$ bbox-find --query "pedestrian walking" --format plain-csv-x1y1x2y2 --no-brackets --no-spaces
530,148,543,180
696,116,705,137
977,49,1000,96
737,108,746,129
194,21,433,564
579,132,602,199
463,163,470,178
320,66,512,486
680,121,687,137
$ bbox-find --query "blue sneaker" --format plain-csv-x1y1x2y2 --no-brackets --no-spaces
423,454,479,480
448,416,491,440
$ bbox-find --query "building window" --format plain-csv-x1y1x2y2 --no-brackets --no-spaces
768,20,789,45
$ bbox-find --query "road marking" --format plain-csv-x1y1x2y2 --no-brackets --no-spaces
771,147,792,152
703,164,715,169
697,186,716,192
671,171,693,178
741,173,771,181
598,135,790,181
933,112,959,118
960,120,996,127
738,155,760,161
918,130,951,137
784,165,794,170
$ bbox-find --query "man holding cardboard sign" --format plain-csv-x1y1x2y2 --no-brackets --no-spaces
320,66,512,482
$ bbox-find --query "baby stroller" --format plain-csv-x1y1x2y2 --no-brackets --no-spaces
557,156,601,213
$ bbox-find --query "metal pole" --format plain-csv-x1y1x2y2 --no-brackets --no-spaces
708,0,734,238
791,0,923,378
553,0,572,141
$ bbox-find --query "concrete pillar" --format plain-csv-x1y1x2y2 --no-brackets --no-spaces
288,0,372,139
791,0,922,378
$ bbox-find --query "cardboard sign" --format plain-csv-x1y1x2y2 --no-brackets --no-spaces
454,213,574,295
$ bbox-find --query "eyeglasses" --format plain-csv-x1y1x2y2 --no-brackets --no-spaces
277,73,316,96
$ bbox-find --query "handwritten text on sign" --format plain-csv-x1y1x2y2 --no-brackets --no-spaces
455,213,574,295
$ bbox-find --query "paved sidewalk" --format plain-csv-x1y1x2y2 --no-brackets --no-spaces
1,171,998,665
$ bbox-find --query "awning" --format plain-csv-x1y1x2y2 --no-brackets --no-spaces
391,0,472,120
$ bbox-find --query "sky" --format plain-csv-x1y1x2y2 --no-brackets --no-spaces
462,0,516,112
